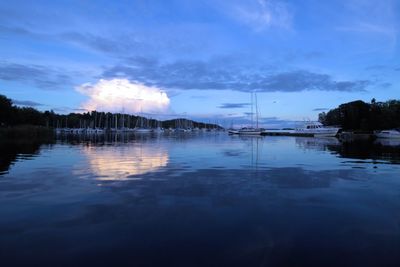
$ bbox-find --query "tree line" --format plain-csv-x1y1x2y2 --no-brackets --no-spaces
0,94,220,129
318,99,400,131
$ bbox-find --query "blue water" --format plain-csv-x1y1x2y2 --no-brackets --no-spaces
0,133,399,266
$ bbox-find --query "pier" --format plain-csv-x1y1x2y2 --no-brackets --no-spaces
260,131,314,137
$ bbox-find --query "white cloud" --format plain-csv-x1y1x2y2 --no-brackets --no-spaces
231,0,292,31
76,78,170,113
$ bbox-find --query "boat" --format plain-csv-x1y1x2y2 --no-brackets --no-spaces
237,92,263,135
227,121,239,135
374,129,400,139
294,122,340,137
133,114,152,133
152,127,164,133
228,129,239,134
238,127,262,135
134,128,152,133
152,121,164,133
86,128,104,134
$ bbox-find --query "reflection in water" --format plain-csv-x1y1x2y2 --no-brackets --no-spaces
295,137,340,151
241,136,263,169
1,134,400,266
330,140,400,164
80,144,169,180
375,138,400,147
0,139,53,175
295,137,400,164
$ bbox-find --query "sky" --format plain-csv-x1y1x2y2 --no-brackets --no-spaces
0,0,399,128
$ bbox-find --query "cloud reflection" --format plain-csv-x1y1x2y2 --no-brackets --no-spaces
81,145,169,180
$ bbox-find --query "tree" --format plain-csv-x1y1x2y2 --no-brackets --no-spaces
320,99,400,131
0,94,15,126
318,112,327,125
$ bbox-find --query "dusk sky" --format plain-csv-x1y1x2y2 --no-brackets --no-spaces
1,0,399,127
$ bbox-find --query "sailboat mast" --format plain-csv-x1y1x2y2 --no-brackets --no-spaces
255,92,259,129
251,92,253,128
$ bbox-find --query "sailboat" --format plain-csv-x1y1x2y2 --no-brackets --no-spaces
238,92,263,135
133,113,152,133
153,120,164,133
228,121,239,134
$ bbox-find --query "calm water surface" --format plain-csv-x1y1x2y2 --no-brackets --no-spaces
0,133,399,266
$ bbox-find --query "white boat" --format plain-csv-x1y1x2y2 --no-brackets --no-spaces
72,128,86,134
152,127,164,133
228,129,239,134
134,128,152,133
374,129,400,139
295,122,340,137
238,127,262,135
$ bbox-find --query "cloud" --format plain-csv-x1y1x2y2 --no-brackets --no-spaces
0,25,36,36
364,65,400,73
218,103,250,109
0,22,203,61
0,24,149,59
76,79,170,114
12,99,44,107
379,82,392,88
256,71,370,92
0,62,72,89
58,32,146,55
102,58,371,93
336,22,396,37
312,108,329,112
0,62,45,80
228,0,292,31
72,108,90,112
217,114,300,128
364,65,388,71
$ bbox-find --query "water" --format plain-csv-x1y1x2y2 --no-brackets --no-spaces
1,133,399,266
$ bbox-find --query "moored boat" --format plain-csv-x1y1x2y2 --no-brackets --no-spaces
134,128,152,133
374,129,400,139
228,129,239,134
238,127,263,135
294,122,340,137
234,92,262,136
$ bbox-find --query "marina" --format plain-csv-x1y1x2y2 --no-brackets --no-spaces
1,0,399,266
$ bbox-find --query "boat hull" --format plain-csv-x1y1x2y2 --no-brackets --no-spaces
134,128,152,133
375,132,400,139
295,128,340,137
238,130,262,135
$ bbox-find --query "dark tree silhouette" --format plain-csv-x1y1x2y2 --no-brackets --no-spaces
319,99,400,131
0,94,221,130
0,95,14,126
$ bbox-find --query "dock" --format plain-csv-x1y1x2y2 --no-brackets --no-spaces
261,131,314,137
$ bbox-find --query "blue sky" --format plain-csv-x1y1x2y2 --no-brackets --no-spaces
0,0,399,127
